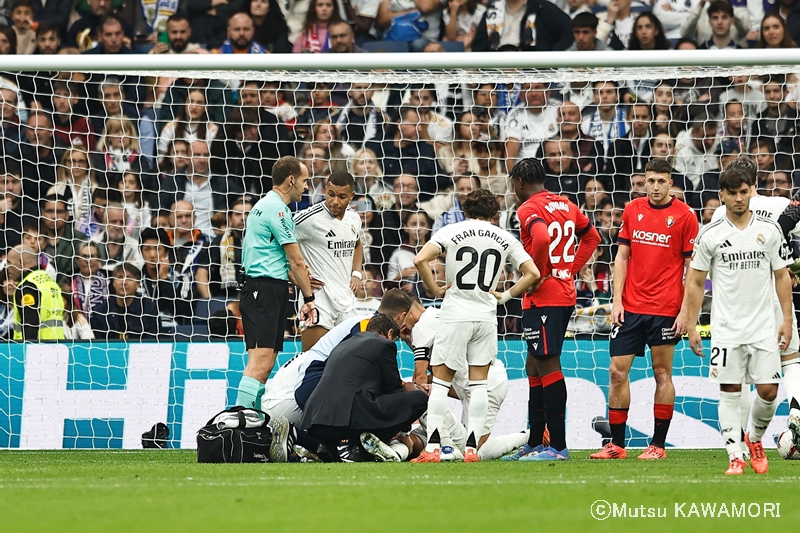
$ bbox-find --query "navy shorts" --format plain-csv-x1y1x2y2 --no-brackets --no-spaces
609,312,679,357
294,359,326,410
522,306,574,357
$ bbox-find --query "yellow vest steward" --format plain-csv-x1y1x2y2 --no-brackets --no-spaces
13,269,65,341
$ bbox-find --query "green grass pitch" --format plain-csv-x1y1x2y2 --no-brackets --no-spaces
1,450,798,532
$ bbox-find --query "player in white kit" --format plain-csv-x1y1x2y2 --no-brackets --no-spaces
410,189,540,463
710,156,800,453
681,167,794,475
294,170,363,351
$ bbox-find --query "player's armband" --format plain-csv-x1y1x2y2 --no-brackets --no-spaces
413,346,431,362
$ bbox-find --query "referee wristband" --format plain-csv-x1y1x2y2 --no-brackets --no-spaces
351,270,363,279
497,290,512,305
303,294,315,304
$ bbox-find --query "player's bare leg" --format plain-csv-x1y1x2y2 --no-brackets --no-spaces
462,363,491,462
411,363,456,463
745,383,779,474
639,344,675,459
301,325,329,351
591,355,634,459
237,346,278,410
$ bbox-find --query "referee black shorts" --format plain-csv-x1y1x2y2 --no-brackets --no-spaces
239,277,291,351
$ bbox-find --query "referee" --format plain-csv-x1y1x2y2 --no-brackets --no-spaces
236,156,318,410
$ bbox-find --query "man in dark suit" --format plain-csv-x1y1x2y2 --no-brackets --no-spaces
301,313,428,462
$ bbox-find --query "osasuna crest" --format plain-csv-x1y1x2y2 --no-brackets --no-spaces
665,215,674,228
757,234,766,245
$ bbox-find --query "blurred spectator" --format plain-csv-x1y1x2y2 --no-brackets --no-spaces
97,116,140,172
76,187,120,240
692,137,739,206
158,88,220,161
20,221,57,279
432,174,479,233
309,118,354,172
260,80,297,126
408,85,454,149
51,80,94,149
0,87,20,156
118,167,151,238
569,12,605,51
0,161,36,250
502,82,558,172
11,0,36,54
473,0,573,51
629,172,647,199
159,138,190,177
34,22,60,54
166,199,211,300
326,20,366,52
88,76,139,135
0,271,15,339
720,100,747,151
441,110,490,176
388,210,431,283
157,78,231,134
294,0,341,52
296,82,340,137
300,142,332,206
139,226,192,323
582,81,628,162
150,14,202,55
160,140,243,235
350,193,375,264
418,257,446,305
681,0,750,48
604,103,652,183
761,170,793,198
59,280,94,339
20,111,66,201
81,15,134,55
377,0,444,51
218,12,266,53
349,147,393,208
210,107,278,195
563,0,591,18
719,75,765,120
756,12,796,48
353,265,380,314
750,136,776,172
627,11,671,50
674,108,719,190
443,0,485,51
69,240,109,315
700,195,720,225
542,138,582,203
366,106,451,201
751,74,799,156
335,82,386,145
48,147,97,225
93,203,144,272
595,0,634,49
783,0,800,45
67,1,132,49
580,177,607,224
90,262,163,340
654,0,701,40
40,194,86,281
244,0,292,53
473,83,505,136
209,195,251,298
370,173,419,276
0,25,15,55
495,263,521,334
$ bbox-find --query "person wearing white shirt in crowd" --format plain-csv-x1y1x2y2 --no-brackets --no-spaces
596,0,636,49
502,82,558,172
653,0,703,40
674,110,720,190
408,86,454,149
443,0,486,51
680,0,754,48
353,267,382,315
562,0,591,19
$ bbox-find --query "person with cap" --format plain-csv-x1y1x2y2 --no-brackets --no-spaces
6,244,65,341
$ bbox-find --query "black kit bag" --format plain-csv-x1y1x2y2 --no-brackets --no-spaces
197,406,273,463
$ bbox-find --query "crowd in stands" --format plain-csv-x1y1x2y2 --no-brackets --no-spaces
0,0,798,340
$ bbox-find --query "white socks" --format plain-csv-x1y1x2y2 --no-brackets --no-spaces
425,377,451,453
739,384,751,436
782,358,800,407
719,391,743,461
479,430,529,461
749,394,778,443
466,380,488,449
389,441,409,461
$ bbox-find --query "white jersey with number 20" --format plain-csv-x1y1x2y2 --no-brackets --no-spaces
430,219,531,323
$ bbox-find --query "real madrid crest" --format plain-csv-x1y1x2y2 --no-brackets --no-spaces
757,234,766,245
665,215,674,228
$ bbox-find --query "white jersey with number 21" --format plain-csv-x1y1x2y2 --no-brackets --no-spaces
429,219,531,323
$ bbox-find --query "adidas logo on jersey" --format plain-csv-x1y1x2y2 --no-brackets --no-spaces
325,230,337,238
720,240,732,249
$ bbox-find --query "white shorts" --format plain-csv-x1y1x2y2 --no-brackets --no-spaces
773,300,799,357
453,360,509,435
709,338,783,385
412,409,467,451
307,288,356,331
262,397,303,426
430,321,497,372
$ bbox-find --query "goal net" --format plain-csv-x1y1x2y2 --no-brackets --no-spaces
0,52,797,450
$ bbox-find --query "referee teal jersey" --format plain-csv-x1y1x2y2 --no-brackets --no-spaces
242,191,296,280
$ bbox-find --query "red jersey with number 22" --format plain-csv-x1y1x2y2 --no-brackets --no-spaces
616,197,698,316
518,190,594,308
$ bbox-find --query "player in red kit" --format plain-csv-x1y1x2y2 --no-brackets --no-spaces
590,159,699,460
504,158,601,461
